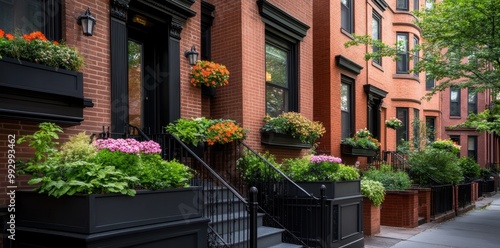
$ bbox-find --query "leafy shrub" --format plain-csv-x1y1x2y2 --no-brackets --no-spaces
430,138,460,154
165,117,212,146
361,179,385,206
457,157,480,181
408,148,463,185
58,132,97,163
236,149,280,182
362,164,412,190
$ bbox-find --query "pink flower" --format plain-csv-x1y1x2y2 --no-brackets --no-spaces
93,138,161,154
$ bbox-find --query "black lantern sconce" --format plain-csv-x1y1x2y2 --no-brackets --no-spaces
184,46,199,66
77,8,96,36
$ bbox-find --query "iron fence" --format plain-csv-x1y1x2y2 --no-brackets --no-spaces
457,183,472,209
430,184,453,217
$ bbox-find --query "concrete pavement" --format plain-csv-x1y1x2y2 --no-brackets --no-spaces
364,193,500,248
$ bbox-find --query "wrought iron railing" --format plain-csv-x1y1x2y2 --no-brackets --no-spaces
457,183,472,209
382,151,410,171
430,184,454,217
97,127,258,247
233,143,329,247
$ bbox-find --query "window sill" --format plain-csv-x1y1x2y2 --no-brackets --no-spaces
341,28,354,40
372,62,384,72
392,73,420,83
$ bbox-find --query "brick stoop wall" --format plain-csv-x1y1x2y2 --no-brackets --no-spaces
412,188,431,223
380,190,419,228
363,197,380,236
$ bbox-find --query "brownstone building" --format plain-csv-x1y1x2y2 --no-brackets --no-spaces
313,0,442,165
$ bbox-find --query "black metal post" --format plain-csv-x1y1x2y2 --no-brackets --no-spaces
249,187,258,248
320,185,327,248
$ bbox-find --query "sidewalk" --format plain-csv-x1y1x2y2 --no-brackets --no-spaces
364,193,500,248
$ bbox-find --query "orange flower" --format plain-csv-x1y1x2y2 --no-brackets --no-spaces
5,33,14,40
190,60,230,88
0,29,4,38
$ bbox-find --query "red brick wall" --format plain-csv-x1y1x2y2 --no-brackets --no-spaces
363,197,381,236
380,190,419,228
415,188,431,223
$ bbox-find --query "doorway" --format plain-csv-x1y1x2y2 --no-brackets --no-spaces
126,8,169,134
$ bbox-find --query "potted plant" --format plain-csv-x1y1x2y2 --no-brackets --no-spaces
280,154,361,198
261,112,326,149
361,179,385,235
190,60,230,96
15,122,208,246
385,117,403,129
341,128,380,156
0,30,89,124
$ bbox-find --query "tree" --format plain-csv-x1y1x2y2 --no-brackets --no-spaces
345,0,500,134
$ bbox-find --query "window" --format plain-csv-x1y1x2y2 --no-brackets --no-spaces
397,0,409,10
396,33,409,73
372,12,382,65
468,88,477,115
450,135,460,144
0,0,62,41
467,136,477,161
426,73,434,90
396,108,409,145
450,87,461,116
341,76,354,139
341,0,353,33
265,35,298,117
425,0,434,10
425,116,436,142
413,37,419,76
414,0,419,11
413,109,420,148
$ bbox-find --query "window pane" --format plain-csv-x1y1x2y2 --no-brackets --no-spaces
426,116,435,142
397,0,408,10
341,80,352,140
266,44,288,87
266,42,289,117
0,0,61,40
450,89,458,101
426,74,434,90
397,33,408,73
341,83,349,111
396,108,409,144
414,0,419,10
414,37,419,76
341,0,352,32
128,40,143,128
266,85,288,117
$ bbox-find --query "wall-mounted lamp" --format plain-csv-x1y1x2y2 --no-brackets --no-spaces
77,8,96,36
184,46,199,66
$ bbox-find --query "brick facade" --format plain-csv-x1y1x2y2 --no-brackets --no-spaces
380,190,419,228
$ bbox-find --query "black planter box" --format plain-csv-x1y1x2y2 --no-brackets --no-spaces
17,187,203,234
261,131,312,149
0,57,90,124
16,217,209,248
277,195,364,248
341,144,376,157
296,180,361,199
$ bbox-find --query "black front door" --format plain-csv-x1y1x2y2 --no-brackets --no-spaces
127,9,169,134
